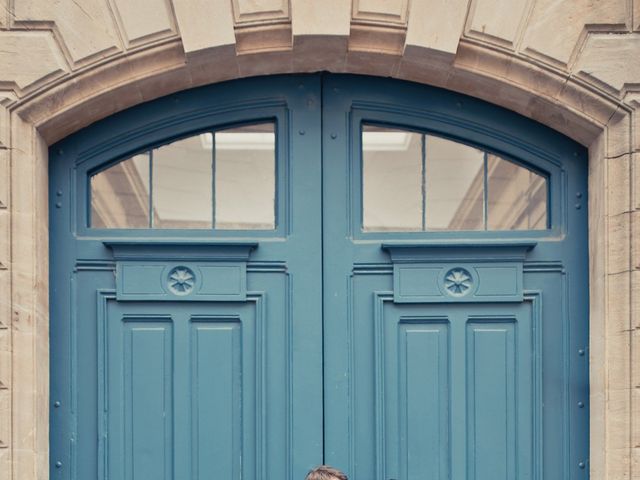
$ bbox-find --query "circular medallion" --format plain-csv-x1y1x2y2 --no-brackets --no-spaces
444,267,473,297
167,266,196,296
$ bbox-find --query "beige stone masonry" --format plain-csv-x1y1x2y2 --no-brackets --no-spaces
0,1,638,479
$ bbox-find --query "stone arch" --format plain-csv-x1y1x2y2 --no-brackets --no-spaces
1,2,638,479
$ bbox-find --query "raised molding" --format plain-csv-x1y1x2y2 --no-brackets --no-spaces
104,240,258,262
110,0,178,48
232,0,290,26
383,242,536,303
352,0,408,26
105,241,257,301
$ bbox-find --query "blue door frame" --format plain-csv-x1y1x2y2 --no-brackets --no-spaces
50,74,589,480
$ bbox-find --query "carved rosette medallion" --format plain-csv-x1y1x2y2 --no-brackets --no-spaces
444,267,473,297
167,266,196,295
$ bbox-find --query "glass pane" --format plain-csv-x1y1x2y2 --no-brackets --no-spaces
362,126,423,231
425,136,485,230
487,155,548,230
91,153,150,228
152,134,213,229
214,123,276,230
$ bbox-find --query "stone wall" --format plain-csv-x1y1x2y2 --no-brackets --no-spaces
0,1,638,478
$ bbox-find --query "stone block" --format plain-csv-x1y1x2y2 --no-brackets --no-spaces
633,270,640,327
608,154,632,216
14,0,121,66
606,272,631,400
236,50,294,76
606,387,632,451
576,34,640,95
466,0,528,47
292,35,348,73
607,108,633,159
633,211,640,272
0,150,8,211
173,0,235,56
520,0,627,67
291,0,350,37
608,212,631,275
0,97,12,149
634,152,640,211
349,24,405,55
345,49,401,77
111,0,178,47
0,31,67,93
0,450,10,480
235,24,292,54
352,0,408,25
404,0,467,55
232,0,289,25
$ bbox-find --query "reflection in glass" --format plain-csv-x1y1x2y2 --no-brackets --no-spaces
425,136,484,230
214,123,276,230
361,125,548,232
487,155,547,230
90,122,276,230
152,134,213,229
362,126,423,231
91,154,150,228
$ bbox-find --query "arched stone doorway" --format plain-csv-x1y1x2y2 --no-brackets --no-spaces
0,2,638,479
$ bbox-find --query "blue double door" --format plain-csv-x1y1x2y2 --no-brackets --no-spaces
50,75,589,480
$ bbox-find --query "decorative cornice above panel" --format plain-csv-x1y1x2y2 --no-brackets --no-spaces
382,241,536,263
383,241,536,303
104,240,257,262
104,241,257,301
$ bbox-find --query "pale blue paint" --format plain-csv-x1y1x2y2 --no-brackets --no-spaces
50,74,589,480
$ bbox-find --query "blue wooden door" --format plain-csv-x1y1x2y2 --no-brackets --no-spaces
321,75,589,479
50,74,589,480
50,76,324,480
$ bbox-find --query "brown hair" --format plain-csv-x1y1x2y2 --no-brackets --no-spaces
305,465,348,480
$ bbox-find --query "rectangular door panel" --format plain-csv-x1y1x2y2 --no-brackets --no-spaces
119,319,173,480
105,301,257,480
374,301,534,480
398,321,449,480
190,319,242,480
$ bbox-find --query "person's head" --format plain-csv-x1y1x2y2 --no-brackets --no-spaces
305,465,348,480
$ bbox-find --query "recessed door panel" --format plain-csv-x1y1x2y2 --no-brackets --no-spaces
105,301,255,480
322,75,588,480
50,74,589,480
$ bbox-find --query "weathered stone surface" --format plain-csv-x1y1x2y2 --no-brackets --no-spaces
111,0,178,47
467,0,529,46
13,0,121,65
0,149,7,214
352,0,408,25
291,0,351,37
174,0,235,55
608,212,632,274
521,0,628,66
233,0,289,24
0,32,67,93
608,154,632,216
404,0,467,55
576,34,640,94
634,152,640,211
